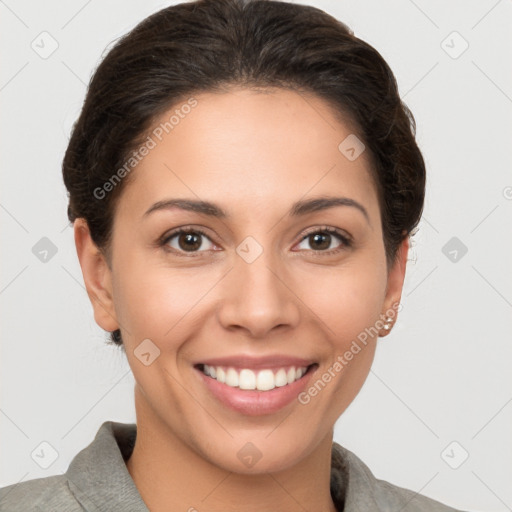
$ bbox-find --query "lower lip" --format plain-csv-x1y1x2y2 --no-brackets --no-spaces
196,367,316,416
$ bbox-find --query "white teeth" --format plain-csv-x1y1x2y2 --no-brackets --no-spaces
225,368,239,387
239,369,256,390
216,367,226,383
201,365,309,391
275,368,288,387
257,370,275,391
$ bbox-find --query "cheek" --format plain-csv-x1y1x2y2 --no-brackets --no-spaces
111,253,219,345
303,258,387,342
288,263,386,434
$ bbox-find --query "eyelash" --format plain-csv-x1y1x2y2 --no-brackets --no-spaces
159,225,352,258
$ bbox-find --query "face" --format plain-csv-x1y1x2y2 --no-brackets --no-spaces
76,87,407,474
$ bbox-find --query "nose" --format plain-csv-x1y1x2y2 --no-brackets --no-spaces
217,245,301,339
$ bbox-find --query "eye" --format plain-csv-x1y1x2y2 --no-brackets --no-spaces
161,227,216,256
159,225,352,257
294,227,352,255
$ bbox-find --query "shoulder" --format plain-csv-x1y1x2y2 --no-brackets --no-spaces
332,442,466,511
366,477,463,512
0,473,83,511
0,420,144,512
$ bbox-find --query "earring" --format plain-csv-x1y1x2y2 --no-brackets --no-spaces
381,315,393,332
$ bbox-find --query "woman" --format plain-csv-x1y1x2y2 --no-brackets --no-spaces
0,0,465,510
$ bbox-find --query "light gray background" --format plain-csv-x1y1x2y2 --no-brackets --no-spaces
1,1,511,510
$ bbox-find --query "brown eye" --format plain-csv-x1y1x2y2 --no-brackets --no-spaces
295,227,351,254
176,232,203,251
308,233,332,251
162,228,215,254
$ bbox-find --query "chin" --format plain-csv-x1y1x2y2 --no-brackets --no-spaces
195,431,321,476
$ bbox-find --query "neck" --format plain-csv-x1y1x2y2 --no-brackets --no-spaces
126,387,338,512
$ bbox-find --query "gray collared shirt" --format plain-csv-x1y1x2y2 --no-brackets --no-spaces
0,421,465,511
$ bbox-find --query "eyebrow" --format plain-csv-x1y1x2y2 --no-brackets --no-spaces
144,196,370,224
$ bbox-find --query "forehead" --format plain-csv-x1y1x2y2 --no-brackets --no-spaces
117,87,380,223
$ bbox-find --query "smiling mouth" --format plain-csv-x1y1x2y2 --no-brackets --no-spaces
195,363,317,392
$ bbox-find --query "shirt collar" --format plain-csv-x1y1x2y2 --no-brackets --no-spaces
66,420,358,511
66,421,148,511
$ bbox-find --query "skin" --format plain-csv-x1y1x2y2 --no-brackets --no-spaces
74,87,408,512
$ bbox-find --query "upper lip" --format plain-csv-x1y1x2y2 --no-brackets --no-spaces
195,355,316,370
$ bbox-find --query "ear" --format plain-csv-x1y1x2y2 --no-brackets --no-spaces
73,218,119,332
379,236,409,337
